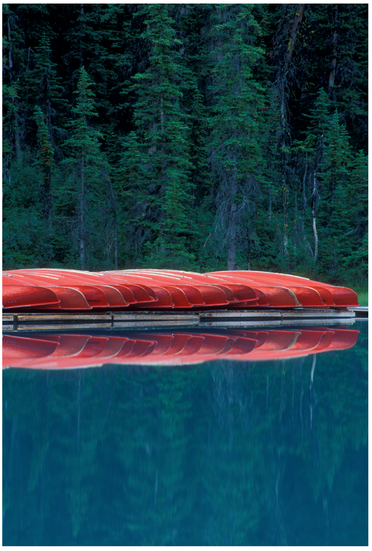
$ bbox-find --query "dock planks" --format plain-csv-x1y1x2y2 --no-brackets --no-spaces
2,307,359,332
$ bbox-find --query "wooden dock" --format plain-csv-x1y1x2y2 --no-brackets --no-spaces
2,307,362,332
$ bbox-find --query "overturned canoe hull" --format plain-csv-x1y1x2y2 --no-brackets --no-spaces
210,271,358,308
3,268,358,312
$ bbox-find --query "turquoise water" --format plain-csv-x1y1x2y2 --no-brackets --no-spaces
3,322,368,545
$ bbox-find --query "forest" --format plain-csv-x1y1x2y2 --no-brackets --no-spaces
2,4,368,287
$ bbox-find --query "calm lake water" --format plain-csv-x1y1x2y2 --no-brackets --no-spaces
3,321,368,546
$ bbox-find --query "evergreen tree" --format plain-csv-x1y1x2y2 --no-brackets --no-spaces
205,4,265,270
257,86,285,270
348,150,368,285
63,4,118,126
119,4,195,268
318,110,355,279
305,4,368,152
62,66,107,269
294,87,332,267
2,3,25,162
33,105,54,230
1,4,368,285
266,4,307,263
28,32,67,154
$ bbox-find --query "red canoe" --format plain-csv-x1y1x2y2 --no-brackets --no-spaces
210,271,358,308
3,278,61,310
237,271,355,306
13,268,157,307
122,269,260,306
4,269,157,310
200,272,301,308
4,271,98,310
3,268,358,311
102,270,236,308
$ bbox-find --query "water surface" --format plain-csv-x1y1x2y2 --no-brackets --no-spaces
3,322,368,545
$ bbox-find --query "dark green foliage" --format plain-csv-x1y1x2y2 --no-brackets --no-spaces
203,5,265,270
118,5,196,268
3,153,54,267
2,4,368,285
33,105,54,228
62,66,112,269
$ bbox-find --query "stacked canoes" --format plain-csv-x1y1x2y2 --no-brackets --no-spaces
2,268,358,311
2,328,359,369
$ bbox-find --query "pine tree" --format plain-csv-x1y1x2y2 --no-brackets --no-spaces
33,105,54,230
318,110,354,279
317,5,367,151
300,87,332,267
1,4,368,281
119,5,195,268
206,4,265,270
29,32,67,153
256,86,286,270
62,66,107,269
349,150,368,251
2,3,25,162
266,5,307,263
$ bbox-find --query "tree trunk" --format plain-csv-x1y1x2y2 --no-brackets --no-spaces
268,188,272,221
301,155,314,257
329,31,337,89
278,76,289,259
160,93,165,180
45,165,53,233
311,172,318,265
328,6,338,90
79,4,84,66
13,112,21,160
246,226,252,270
284,4,306,73
227,160,238,270
108,175,118,269
294,187,298,255
7,17,13,69
80,155,85,269
282,171,289,259
278,4,306,260
227,200,237,270
159,92,167,238
301,154,308,236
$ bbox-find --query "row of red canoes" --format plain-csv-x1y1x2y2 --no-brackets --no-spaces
3,268,359,311
3,328,358,369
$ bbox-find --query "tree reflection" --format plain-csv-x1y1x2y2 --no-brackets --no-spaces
3,324,368,545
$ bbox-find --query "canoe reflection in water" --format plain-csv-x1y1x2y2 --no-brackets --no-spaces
3,327,358,369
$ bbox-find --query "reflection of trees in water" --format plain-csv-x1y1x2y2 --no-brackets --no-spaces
3,342,368,545
211,360,256,432
108,366,196,545
204,361,263,545
205,350,367,546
